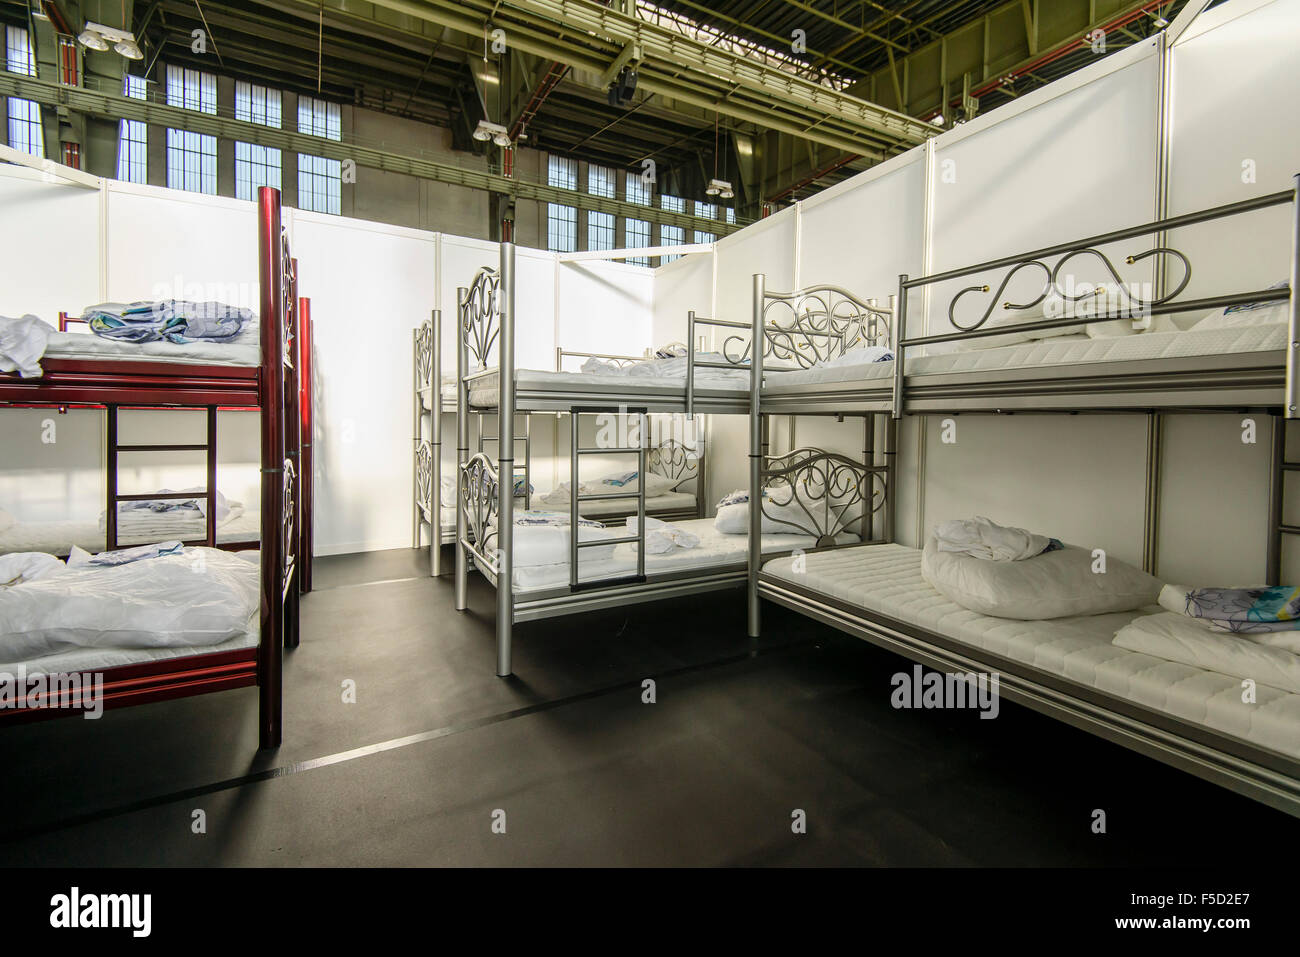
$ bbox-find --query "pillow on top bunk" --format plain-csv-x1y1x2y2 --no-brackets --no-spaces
1194,281,1289,330
921,535,1159,619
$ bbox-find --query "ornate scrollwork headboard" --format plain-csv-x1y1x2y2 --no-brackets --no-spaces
948,246,1192,333
720,286,892,370
647,439,700,489
760,447,884,546
415,319,434,390
461,266,501,368
460,452,499,566
415,440,434,516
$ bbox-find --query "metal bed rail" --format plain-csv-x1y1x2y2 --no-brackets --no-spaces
891,181,1300,418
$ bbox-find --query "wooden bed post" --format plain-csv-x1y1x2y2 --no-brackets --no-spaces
299,297,314,594
256,186,285,750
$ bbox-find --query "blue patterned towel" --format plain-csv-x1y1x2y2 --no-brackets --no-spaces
512,510,606,530
1159,584,1300,633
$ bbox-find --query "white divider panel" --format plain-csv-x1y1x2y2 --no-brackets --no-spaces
0,166,100,319
292,211,437,554
797,154,926,305
105,182,259,308
713,208,796,327
438,234,498,373
557,259,654,358
1168,0,1300,301
651,251,713,346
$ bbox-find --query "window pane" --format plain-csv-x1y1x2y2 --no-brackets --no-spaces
587,164,614,199
587,210,614,251
236,82,282,128
166,66,216,114
693,230,716,244
6,26,37,76
297,96,341,141
694,200,717,220
547,203,576,252
625,172,650,206
547,155,577,190
117,76,147,183
624,218,650,267
660,194,685,214
298,153,341,214
236,142,282,201
166,129,217,194
660,224,684,264
7,97,43,157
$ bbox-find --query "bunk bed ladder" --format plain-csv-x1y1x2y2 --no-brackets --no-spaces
1268,414,1298,586
104,404,220,551
568,407,647,591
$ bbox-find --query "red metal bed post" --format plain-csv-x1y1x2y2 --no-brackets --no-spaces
284,260,301,650
256,186,286,749
298,297,314,594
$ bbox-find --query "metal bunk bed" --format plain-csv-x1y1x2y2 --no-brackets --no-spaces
0,186,308,749
453,242,893,677
748,181,1300,816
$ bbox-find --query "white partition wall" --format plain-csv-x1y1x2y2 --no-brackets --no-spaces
713,208,796,329
0,167,100,319
651,251,713,346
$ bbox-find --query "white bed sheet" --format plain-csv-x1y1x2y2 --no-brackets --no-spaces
501,518,855,593
0,510,261,554
465,324,1285,406
762,544,1300,759
0,611,259,677
43,327,260,367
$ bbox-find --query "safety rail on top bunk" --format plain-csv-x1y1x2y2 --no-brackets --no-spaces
555,347,651,371
685,282,894,419
890,178,1300,418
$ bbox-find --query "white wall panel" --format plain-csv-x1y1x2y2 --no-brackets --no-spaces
0,167,100,319
651,252,713,347
712,210,795,330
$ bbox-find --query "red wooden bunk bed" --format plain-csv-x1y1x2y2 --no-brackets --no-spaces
0,186,311,749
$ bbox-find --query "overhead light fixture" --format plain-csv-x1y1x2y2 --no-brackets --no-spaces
706,178,733,199
472,119,512,147
78,22,142,59
607,66,638,107
77,28,110,51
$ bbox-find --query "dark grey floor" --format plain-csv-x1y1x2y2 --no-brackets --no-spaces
1,546,1296,866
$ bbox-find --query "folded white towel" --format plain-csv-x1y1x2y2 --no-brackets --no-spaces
625,515,700,554
932,515,1052,562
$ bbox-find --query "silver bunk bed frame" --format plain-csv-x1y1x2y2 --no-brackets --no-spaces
454,242,894,677
749,180,1300,817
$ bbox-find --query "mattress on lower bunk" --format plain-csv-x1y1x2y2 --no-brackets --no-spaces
762,543,1300,760
0,613,260,677
495,518,854,593
43,328,261,368
0,510,262,554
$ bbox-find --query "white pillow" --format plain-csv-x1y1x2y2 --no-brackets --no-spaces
0,551,67,587
921,536,1159,619
0,507,15,534
1194,281,1288,330
714,486,815,535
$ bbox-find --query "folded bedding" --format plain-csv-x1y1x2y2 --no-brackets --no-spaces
625,515,700,554
0,314,54,378
101,490,245,539
1113,612,1300,696
933,515,1061,562
541,470,677,506
489,511,620,567
1158,583,1300,639
0,546,259,660
82,301,254,344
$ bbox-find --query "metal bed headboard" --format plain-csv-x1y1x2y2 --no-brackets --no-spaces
759,446,883,546
891,180,1300,418
685,283,893,417
646,437,700,489
555,347,652,371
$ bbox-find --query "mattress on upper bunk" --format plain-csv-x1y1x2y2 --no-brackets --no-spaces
42,326,261,368
761,543,1300,760
0,509,261,554
770,322,1286,388
501,518,856,593
463,324,1284,407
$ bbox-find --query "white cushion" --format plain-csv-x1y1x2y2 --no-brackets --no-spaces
921,536,1160,619
714,485,819,535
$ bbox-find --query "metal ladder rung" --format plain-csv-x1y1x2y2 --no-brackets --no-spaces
578,535,640,548
1279,524,1300,535
576,490,641,502
117,443,211,452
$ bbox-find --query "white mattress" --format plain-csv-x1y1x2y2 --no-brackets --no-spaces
0,611,259,677
0,510,261,555
762,544,1300,759
501,518,856,593
43,326,261,367
466,324,1285,406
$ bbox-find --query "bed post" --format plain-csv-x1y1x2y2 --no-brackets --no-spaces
748,273,765,639
431,308,442,578
455,288,470,611
299,299,313,594
256,185,285,750
496,243,516,677
892,275,907,419
883,415,898,545
284,260,301,650
1288,173,1300,420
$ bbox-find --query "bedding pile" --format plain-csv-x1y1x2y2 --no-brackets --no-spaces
489,510,620,567
0,546,259,661
921,518,1159,619
578,351,751,384
625,515,700,554
933,515,1061,561
541,470,676,506
0,314,54,378
82,301,254,344
101,489,245,541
